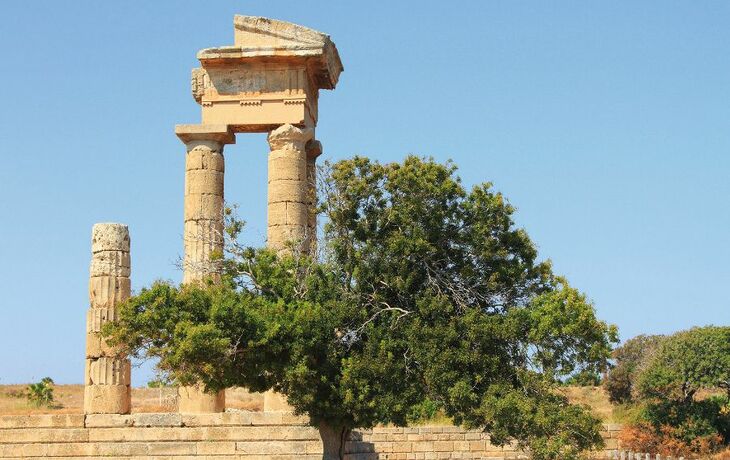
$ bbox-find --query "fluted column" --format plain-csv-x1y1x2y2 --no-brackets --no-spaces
84,223,132,414
175,124,234,413
267,123,314,254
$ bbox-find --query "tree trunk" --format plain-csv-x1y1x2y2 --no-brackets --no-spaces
319,422,350,460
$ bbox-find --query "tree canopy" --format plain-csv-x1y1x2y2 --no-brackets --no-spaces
106,156,618,460
617,327,730,456
604,334,665,404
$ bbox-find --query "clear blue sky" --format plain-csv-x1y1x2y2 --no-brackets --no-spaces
0,1,728,385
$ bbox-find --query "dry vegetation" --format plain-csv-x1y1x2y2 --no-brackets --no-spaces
0,384,263,415
560,385,617,423
0,384,629,425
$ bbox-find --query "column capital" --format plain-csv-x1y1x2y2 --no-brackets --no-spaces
175,124,236,146
267,124,314,151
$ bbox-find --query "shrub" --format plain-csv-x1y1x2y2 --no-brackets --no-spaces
26,377,55,408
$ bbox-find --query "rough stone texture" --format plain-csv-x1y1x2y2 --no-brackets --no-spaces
0,414,623,459
267,123,314,255
178,386,226,414
179,135,228,285
84,224,131,415
190,16,343,132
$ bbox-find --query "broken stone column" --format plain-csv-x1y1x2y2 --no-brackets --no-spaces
267,123,314,254
175,124,234,413
84,223,132,414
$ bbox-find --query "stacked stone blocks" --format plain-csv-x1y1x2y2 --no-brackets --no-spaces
183,139,226,284
84,224,132,414
267,123,315,254
0,414,623,459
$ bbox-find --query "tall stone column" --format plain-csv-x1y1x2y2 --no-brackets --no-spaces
264,124,315,412
84,223,132,414
175,124,234,413
267,123,314,254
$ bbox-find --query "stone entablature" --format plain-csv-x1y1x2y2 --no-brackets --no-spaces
191,15,343,133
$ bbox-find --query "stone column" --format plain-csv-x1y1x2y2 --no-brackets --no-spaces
264,124,314,412
84,223,132,414
175,124,235,413
267,123,314,253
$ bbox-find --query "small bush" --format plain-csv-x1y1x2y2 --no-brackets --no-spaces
619,422,724,457
26,377,55,408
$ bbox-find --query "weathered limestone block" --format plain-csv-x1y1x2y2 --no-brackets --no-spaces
177,385,225,414
83,384,131,415
183,218,225,280
89,251,131,277
88,276,130,308
186,169,225,196
91,223,130,253
184,193,224,221
85,357,131,386
84,223,132,415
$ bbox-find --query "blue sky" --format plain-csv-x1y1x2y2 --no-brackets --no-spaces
0,1,728,385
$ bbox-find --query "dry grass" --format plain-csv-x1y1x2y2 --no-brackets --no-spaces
0,384,263,415
560,386,616,423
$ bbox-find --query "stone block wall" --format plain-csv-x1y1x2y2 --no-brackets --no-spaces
0,413,622,459
346,424,623,459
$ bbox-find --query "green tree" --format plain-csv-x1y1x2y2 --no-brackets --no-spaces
604,334,665,404
628,326,730,453
27,377,55,408
106,156,618,460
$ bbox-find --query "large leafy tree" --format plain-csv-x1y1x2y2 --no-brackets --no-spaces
106,156,617,460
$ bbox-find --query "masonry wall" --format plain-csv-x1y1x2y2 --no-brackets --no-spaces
0,413,622,459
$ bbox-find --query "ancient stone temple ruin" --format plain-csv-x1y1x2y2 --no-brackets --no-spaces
0,16,622,460
82,15,344,416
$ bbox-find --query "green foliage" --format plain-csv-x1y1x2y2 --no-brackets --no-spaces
106,156,618,460
564,370,602,387
27,377,55,408
637,327,730,404
147,377,173,388
604,334,665,404
620,327,730,454
407,398,443,424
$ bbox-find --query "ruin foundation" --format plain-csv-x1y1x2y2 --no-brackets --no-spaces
0,413,623,459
